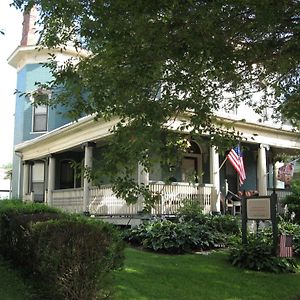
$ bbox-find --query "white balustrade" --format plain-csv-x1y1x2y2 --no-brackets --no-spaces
88,182,213,216
89,185,142,215
52,188,83,213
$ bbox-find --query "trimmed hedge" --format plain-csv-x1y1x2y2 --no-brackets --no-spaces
30,217,124,300
0,200,63,268
0,200,125,300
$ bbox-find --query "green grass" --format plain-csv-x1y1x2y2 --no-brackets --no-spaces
0,260,32,300
114,248,300,300
1,247,300,300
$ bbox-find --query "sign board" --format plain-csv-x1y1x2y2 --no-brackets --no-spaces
247,197,271,220
242,194,278,256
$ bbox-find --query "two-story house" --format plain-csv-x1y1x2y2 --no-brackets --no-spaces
9,9,300,223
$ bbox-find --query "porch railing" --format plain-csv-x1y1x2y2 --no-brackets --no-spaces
52,187,83,213
149,182,213,215
88,182,214,216
267,189,291,201
89,185,143,215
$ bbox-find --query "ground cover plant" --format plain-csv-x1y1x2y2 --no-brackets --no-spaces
229,233,298,273
114,247,300,300
124,201,240,253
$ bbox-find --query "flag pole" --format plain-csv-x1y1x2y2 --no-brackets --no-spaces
218,157,228,172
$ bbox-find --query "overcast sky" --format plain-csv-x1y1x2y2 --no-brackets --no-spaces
0,1,22,166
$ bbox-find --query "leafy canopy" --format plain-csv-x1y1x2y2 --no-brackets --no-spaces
13,0,300,204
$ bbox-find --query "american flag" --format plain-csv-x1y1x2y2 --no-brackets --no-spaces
279,234,293,257
227,145,246,186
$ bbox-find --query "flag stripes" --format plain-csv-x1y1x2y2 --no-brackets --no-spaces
227,146,246,186
279,234,293,257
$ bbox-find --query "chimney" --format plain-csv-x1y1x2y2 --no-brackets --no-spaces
20,6,38,46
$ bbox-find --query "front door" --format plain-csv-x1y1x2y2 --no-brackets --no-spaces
182,156,198,183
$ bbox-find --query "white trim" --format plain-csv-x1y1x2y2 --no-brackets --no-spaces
7,45,90,71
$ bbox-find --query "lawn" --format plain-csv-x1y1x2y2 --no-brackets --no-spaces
0,260,32,300
1,247,300,300
114,247,300,300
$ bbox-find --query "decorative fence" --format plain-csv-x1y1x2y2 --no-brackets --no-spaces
89,185,143,216
88,182,214,216
267,189,291,201
52,187,83,213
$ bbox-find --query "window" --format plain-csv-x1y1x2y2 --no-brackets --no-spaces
31,161,45,202
182,141,202,183
31,90,49,132
33,104,48,132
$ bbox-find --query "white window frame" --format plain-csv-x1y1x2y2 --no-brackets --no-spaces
30,89,50,133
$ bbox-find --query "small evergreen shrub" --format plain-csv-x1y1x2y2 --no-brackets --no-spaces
30,216,124,300
0,201,125,300
0,200,63,267
229,234,298,273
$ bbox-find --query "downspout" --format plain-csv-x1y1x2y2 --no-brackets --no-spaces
15,151,23,199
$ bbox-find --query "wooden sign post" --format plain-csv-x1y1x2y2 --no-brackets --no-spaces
242,193,278,256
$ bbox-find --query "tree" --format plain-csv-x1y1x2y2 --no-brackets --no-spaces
13,0,300,206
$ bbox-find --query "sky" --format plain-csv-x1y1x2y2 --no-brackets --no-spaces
0,1,23,166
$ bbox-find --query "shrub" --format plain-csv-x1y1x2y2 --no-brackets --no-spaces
229,234,298,273
282,182,300,224
209,214,241,235
0,200,63,268
177,200,241,235
177,200,208,224
30,216,124,300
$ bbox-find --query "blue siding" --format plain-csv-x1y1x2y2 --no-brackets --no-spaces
12,63,71,197
14,63,71,144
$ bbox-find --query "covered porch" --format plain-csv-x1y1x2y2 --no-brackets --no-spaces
17,115,300,219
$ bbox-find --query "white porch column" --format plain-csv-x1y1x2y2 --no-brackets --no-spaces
83,142,95,213
257,144,268,195
137,162,150,211
138,163,149,186
210,146,220,212
47,155,55,206
22,162,29,199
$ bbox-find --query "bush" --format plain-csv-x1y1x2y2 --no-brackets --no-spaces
177,200,241,235
0,200,63,268
124,219,225,253
282,182,300,224
0,200,125,300
177,200,208,224
229,234,298,273
209,214,241,235
30,216,124,300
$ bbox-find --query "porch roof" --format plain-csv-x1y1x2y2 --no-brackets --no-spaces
15,113,300,161
15,115,119,160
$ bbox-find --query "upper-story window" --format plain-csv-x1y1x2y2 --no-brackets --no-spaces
31,90,50,133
